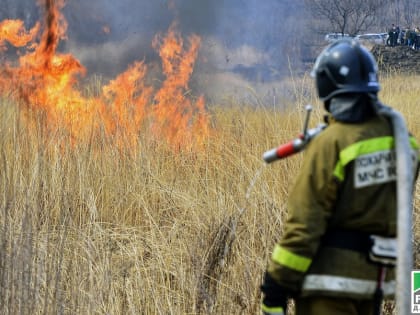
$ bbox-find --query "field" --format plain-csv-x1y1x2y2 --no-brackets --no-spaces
0,73,420,315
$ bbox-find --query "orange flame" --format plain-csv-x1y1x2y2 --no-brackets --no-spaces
0,0,210,150
0,20,40,50
152,22,208,147
102,25,111,34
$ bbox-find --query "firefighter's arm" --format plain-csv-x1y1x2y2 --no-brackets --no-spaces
264,132,339,292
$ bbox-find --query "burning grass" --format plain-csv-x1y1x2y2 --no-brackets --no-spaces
0,0,209,151
0,73,419,314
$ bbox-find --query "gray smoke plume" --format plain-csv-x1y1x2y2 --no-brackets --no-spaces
0,0,307,102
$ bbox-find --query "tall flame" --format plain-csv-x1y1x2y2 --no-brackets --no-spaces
0,0,209,150
152,22,208,147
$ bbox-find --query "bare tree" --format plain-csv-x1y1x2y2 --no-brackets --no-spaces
399,0,420,27
403,0,414,26
305,0,386,36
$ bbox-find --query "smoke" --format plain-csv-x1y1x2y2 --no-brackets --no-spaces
0,0,307,101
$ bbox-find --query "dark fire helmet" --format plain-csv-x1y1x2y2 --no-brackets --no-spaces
311,39,380,103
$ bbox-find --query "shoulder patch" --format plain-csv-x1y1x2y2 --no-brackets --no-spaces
354,149,396,188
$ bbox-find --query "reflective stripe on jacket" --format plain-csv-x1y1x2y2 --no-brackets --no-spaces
302,275,396,296
267,114,419,298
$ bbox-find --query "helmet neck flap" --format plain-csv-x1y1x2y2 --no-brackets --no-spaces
328,93,376,123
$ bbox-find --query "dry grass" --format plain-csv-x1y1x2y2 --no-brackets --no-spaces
0,73,419,314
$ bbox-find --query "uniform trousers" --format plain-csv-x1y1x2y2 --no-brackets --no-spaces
295,296,375,315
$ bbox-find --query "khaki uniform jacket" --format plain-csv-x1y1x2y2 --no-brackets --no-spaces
268,114,419,299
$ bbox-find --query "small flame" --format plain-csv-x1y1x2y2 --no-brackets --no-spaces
0,0,210,150
0,20,40,50
102,25,111,34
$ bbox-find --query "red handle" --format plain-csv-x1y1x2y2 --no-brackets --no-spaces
263,139,303,163
263,123,327,163
276,141,296,158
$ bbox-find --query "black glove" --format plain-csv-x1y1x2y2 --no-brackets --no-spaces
260,272,289,315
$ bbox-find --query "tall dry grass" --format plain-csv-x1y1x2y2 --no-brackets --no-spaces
0,73,419,315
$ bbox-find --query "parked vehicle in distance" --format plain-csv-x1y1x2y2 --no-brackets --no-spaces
324,33,353,42
355,33,386,45
379,33,389,42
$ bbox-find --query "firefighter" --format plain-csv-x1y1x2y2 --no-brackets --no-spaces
260,40,419,315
